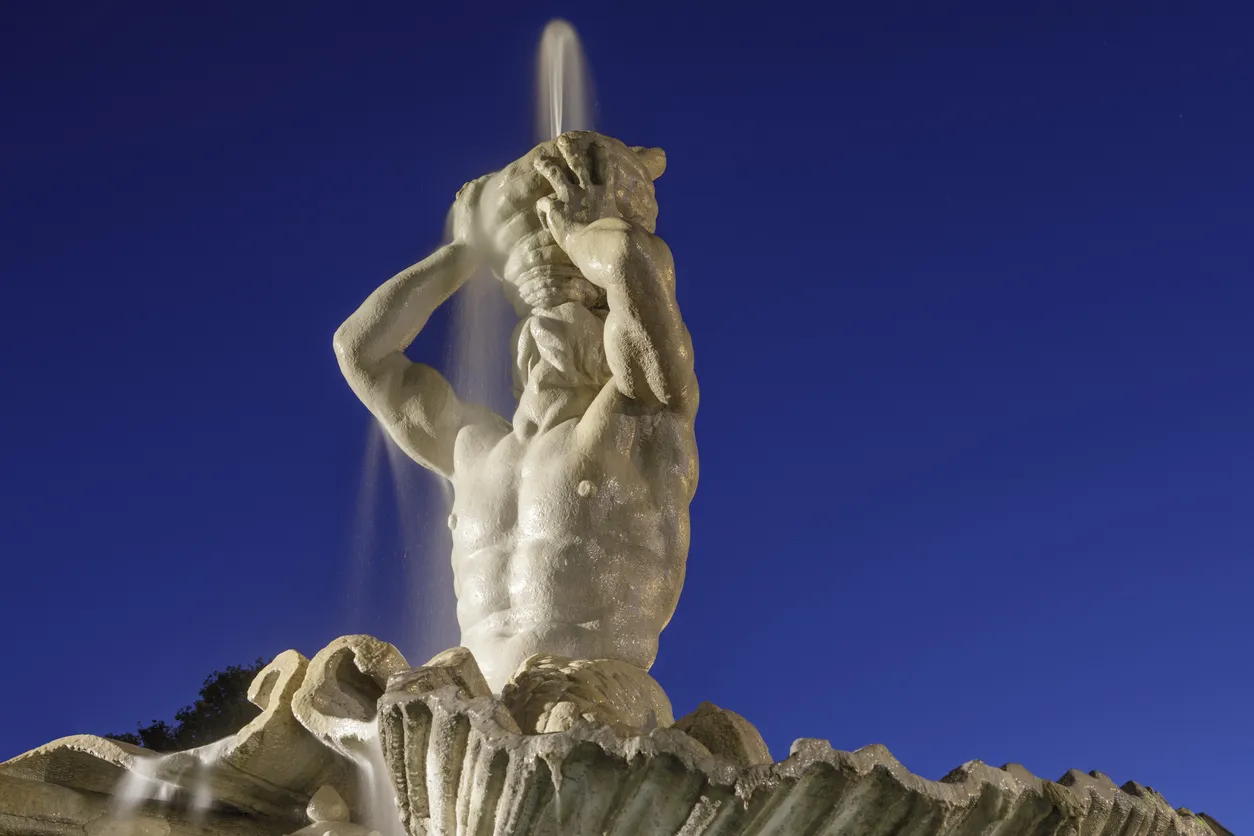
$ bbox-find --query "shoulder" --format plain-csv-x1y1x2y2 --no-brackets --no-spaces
454,416,512,459
579,389,694,439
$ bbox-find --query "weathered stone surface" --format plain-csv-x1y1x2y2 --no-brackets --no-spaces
499,655,675,734
0,771,287,836
377,672,521,836
1,736,145,799
385,649,491,703
1,637,1234,836
1202,812,1236,836
673,702,771,769
0,650,354,829
225,650,344,798
0,734,302,823
282,823,376,836
305,786,349,824
290,635,409,761
181,649,352,814
285,790,379,836
378,679,1232,836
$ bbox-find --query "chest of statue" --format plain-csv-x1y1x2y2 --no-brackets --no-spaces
449,417,662,553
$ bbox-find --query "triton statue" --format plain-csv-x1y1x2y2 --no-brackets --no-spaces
332,131,697,694
0,133,1228,836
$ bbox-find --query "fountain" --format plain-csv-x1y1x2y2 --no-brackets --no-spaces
0,20,1234,836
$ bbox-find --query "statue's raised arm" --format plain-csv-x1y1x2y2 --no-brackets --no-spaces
531,132,696,421
332,191,503,479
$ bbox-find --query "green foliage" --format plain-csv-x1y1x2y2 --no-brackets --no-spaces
108,658,269,753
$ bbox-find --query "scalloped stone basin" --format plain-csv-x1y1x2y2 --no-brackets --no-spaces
378,650,1230,836
0,637,1233,836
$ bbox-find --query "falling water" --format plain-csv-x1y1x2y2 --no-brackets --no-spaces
112,756,171,821
445,19,596,421
346,18,596,651
102,18,597,836
110,749,219,829
384,422,458,663
340,17,596,833
344,418,458,662
430,17,596,645
342,727,405,836
535,19,594,141
442,16,596,418
345,421,385,624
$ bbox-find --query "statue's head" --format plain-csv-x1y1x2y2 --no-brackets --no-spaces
458,132,666,315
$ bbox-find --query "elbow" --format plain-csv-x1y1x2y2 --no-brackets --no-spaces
332,315,361,358
608,226,661,268
332,327,351,362
332,323,364,374
614,233,674,293
577,221,666,279
624,227,670,265
332,332,379,410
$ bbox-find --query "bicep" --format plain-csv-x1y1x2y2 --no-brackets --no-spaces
348,352,469,478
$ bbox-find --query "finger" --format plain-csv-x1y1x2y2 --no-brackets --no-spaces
534,198,564,243
534,196,568,241
557,134,593,188
532,156,573,203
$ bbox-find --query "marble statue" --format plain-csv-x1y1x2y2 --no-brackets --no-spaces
0,133,1233,836
332,131,697,694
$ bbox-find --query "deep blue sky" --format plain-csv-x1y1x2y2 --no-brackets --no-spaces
2,1,1250,828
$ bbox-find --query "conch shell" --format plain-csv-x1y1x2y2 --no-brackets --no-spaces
457,131,665,314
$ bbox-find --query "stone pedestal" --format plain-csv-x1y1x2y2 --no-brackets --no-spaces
375,648,1231,836
0,637,1233,836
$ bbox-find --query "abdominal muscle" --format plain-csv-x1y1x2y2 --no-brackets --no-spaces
452,533,679,692
446,408,692,692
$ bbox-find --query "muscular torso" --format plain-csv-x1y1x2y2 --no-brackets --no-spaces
447,393,696,691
